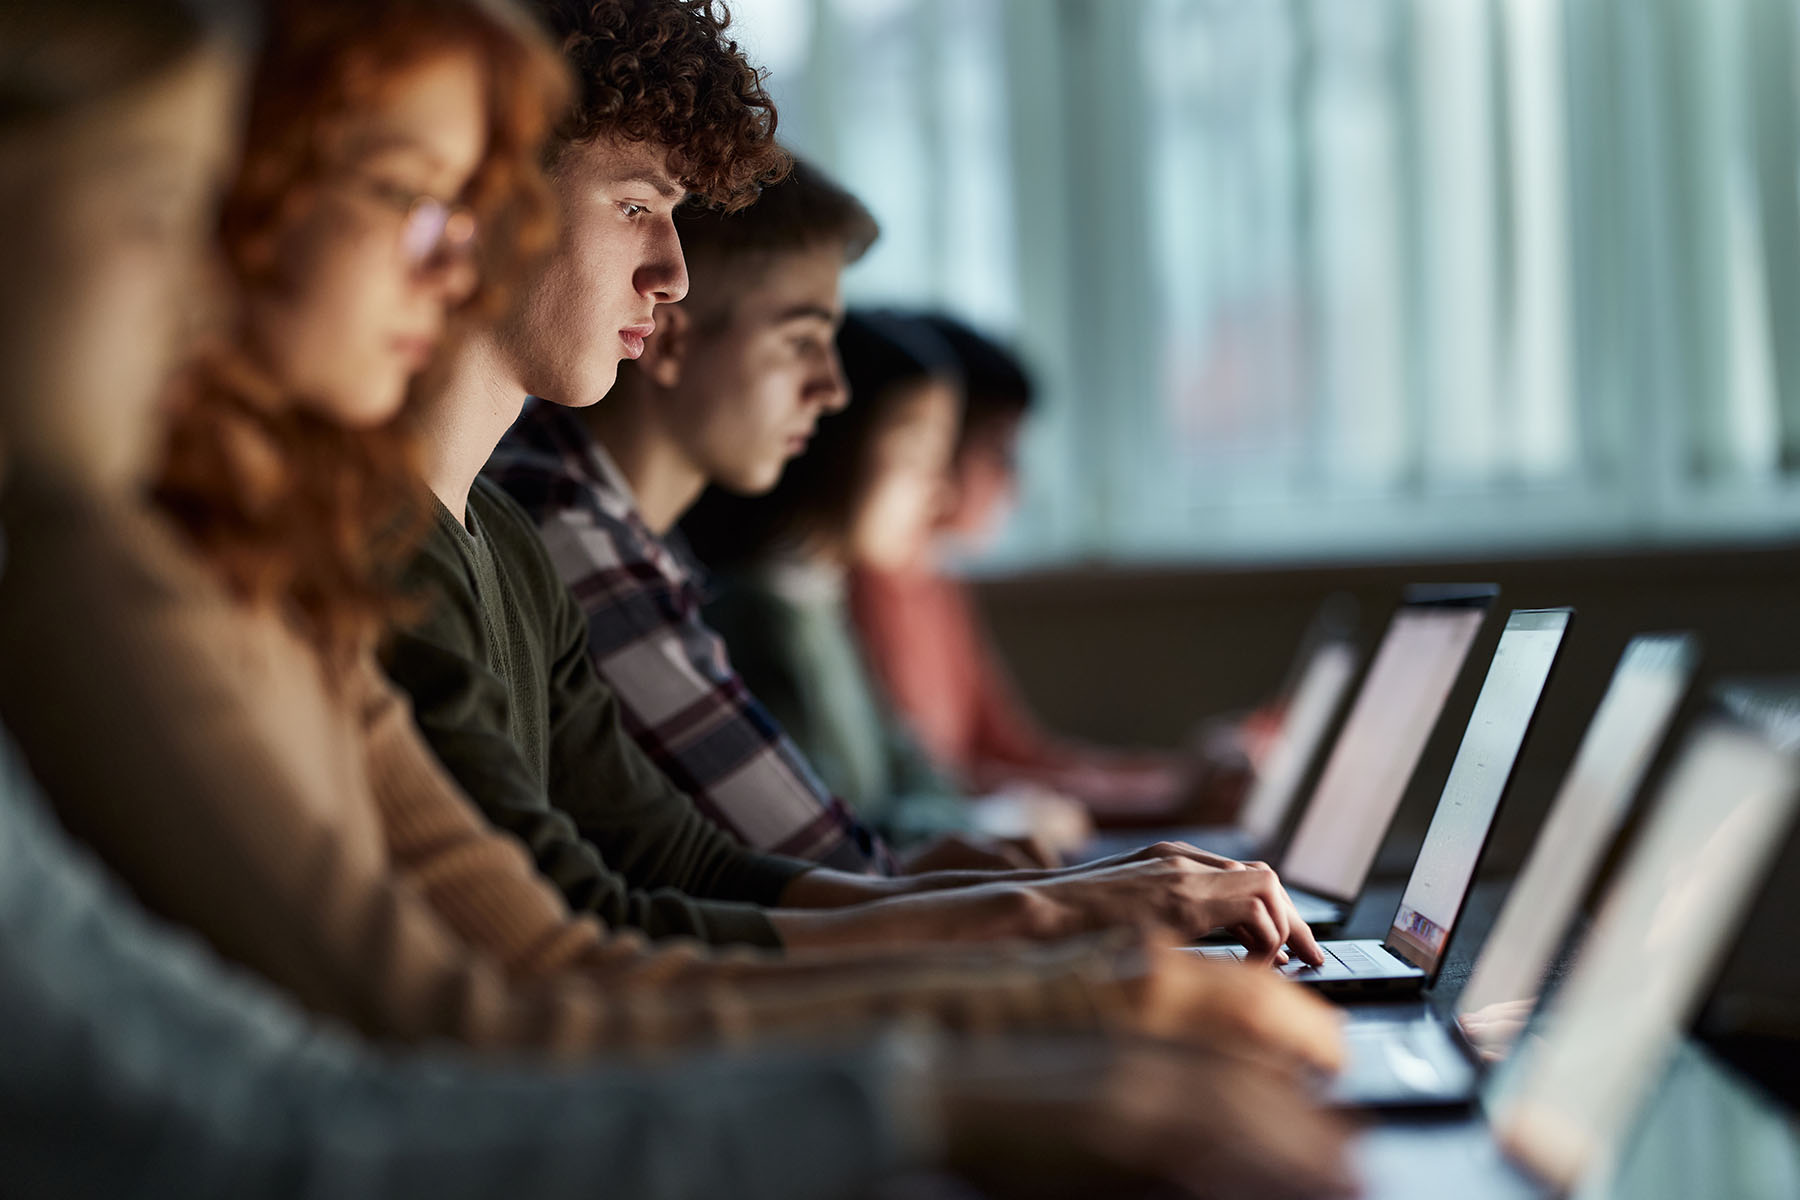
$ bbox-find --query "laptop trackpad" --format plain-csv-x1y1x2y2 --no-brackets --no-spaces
1332,1019,1478,1106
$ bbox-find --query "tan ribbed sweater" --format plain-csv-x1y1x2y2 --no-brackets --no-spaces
0,478,1139,1054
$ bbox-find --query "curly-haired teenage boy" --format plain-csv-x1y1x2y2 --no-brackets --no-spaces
390,0,1327,964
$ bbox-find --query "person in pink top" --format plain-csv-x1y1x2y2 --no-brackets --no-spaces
849,314,1255,825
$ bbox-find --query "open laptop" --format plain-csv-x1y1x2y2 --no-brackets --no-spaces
1082,635,1360,863
1487,693,1800,1193
1077,596,1361,863
1335,633,1700,1108
1200,608,1571,995
1273,584,1499,925
1214,637,1360,859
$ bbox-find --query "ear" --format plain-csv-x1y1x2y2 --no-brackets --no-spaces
639,302,691,389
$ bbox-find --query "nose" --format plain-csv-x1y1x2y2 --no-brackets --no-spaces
816,345,850,413
635,217,689,304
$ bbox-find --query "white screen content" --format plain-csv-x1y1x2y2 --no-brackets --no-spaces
1389,613,1568,969
1457,636,1696,1023
1280,605,1487,899
1493,720,1800,1190
1238,642,1358,847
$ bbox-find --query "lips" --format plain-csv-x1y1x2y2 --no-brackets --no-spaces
619,321,656,360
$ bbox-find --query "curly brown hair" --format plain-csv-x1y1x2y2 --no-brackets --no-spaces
531,0,791,209
156,0,571,670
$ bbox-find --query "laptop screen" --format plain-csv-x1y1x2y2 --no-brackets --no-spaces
1237,640,1359,848
1455,635,1698,1031
1493,714,1800,1190
1384,609,1572,976
1279,591,1493,902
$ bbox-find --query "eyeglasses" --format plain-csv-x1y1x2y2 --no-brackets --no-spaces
339,173,479,266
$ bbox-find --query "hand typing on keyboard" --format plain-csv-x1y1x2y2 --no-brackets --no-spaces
1029,850,1327,966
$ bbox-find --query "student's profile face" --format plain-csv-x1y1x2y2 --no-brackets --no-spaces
245,51,489,428
940,412,1024,547
506,137,689,408
0,45,242,492
668,245,849,495
847,379,961,571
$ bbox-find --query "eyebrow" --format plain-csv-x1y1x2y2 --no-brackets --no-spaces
610,173,686,201
345,131,456,174
771,303,840,325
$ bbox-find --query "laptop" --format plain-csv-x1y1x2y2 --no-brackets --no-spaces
1489,694,1800,1193
1335,634,1700,1108
1200,607,1571,995
1274,583,1499,925
1081,635,1360,863
1076,593,1361,863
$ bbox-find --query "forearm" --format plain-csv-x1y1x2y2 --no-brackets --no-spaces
0,737,924,1200
781,859,1125,910
657,938,1135,1046
769,881,1076,952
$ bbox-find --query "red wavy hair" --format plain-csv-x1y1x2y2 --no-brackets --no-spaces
156,0,571,671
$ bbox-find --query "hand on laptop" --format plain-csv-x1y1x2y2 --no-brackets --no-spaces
1127,940,1346,1073
1033,853,1327,967
937,1036,1357,1200
1456,997,1537,1062
1088,839,1253,873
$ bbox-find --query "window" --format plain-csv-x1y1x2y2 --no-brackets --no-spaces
731,0,1800,566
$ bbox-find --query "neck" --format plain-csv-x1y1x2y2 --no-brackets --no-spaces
577,386,708,536
413,332,527,526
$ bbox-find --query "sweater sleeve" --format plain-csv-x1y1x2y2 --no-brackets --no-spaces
0,486,1156,1067
382,482,809,949
0,729,927,1200
879,715,982,847
0,485,615,1052
350,656,620,977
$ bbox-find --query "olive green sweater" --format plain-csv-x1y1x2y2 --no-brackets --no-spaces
385,477,812,948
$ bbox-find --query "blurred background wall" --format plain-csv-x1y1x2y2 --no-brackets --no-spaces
728,0,1800,857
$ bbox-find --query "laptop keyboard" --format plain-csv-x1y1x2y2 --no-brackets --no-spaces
1201,942,1381,976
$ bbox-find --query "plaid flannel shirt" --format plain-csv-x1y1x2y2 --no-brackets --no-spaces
487,399,896,875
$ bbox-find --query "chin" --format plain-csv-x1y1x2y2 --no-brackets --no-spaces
327,380,408,429
570,358,622,407
724,461,786,497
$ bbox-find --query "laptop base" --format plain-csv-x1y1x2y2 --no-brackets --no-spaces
1331,1007,1481,1109
1195,938,1426,997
